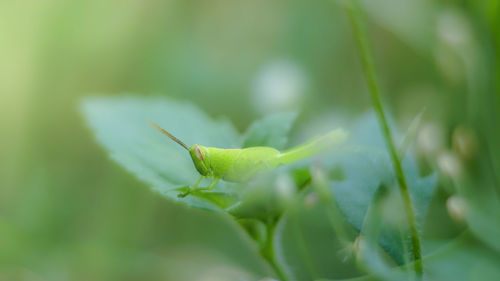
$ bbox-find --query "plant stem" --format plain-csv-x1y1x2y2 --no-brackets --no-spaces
344,1,423,278
293,217,321,279
261,217,289,281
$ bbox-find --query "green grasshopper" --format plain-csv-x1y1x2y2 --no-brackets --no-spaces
149,121,347,197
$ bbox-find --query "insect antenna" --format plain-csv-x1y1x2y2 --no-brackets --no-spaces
149,121,190,151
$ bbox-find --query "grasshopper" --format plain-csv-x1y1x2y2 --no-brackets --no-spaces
149,121,347,197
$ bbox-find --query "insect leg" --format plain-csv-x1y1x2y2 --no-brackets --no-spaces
206,178,220,190
178,176,205,198
193,175,204,188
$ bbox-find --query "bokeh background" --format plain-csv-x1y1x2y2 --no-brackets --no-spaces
1,0,499,280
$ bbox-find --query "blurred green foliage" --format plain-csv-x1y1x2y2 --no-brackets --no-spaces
1,0,500,280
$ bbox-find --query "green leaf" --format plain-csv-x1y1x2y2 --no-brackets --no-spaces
358,0,438,54
324,234,500,281
271,112,437,280
227,167,300,221
354,183,410,281
273,197,363,281
328,113,437,265
242,112,298,150
269,112,437,280
331,149,436,265
457,176,500,253
82,96,240,211
422,234,500,281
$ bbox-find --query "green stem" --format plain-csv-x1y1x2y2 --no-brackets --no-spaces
261,217,289,281
490,1,500,201
293,217,321,279
344,1,423,278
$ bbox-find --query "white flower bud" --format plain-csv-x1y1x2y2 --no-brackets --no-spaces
446,195,467,222
276,174,297,204
452,125,478,160
437,9,471,48
417,123,445,157
437,151,463,178
252,59,306,114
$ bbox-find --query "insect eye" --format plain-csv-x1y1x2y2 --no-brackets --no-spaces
194,146,204,160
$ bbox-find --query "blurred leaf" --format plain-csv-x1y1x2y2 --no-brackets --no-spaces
242,112,298,150
328,113,437,264
358,0,438,54
328,234,500,281
272,113,436,280
273,195,362,281
422,234,500,281
237,219,267,246
82,96,241,211
319,233,500,281
457,177,500,253
227,168,299,221
355,184,410,281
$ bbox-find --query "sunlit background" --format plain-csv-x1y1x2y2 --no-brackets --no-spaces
1,0,499,280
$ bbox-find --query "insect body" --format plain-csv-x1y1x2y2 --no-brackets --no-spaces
150,121,347,196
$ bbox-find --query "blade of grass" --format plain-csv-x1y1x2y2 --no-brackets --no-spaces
489,0,500,201
399,107,426,159
343,1,423,278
